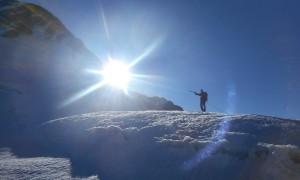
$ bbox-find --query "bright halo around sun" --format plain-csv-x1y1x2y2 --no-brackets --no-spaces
102,60,132,92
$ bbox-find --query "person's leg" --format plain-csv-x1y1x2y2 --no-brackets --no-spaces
200,101,204,112
203,103,206,112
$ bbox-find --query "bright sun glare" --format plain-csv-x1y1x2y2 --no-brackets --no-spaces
102,60,132,91
61,35,165,107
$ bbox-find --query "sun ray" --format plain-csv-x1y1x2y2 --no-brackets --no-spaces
131,73,156,80
85,69,102,74
99,3,111,43
60,80,107,107
129,36,166,68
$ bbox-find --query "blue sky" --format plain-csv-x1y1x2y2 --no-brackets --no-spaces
25,0,300,119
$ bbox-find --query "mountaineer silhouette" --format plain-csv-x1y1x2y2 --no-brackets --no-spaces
191,89,208,112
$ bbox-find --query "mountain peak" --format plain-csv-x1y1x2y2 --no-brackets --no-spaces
0,0,72,40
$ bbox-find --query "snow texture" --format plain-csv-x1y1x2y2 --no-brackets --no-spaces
0,148,98,180
2,111,300,179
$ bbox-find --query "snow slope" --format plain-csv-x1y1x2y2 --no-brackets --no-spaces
0,148,99,179
1,111,300,179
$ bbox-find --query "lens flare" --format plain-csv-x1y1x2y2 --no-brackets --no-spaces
182,84,236,171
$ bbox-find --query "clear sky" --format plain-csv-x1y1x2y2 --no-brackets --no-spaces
24,0,300,119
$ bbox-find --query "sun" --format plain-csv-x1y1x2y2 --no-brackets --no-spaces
102,60,132,91
61,36,165,107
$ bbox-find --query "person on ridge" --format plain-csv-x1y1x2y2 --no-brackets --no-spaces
194,89,208,112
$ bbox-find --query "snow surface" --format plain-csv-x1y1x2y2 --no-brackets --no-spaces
0,148,98,180
1,111,300,179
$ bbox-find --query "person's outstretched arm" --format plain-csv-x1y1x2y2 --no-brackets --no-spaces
194,92,200,96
